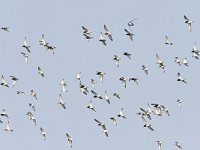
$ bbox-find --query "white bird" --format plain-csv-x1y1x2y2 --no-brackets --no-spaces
91,79,97,89
38,66,44,77
82,26,93,42
21,52,29,63
87,100,96,112
26,112,37,125
156,53,165,73
94,119,108,137
96,71,105,83
10,75,19,87
104,25,113,41
182,58,189,66
113,92,120,99
30,90,37,100
104,91,111,104
4,121,13,132
177,99,184,108
17,90,25,95
123,52,132,59
99,32,106,46
177,72,187,83
113,55,120,67
165,36,173,45
191,43,199,59
1,109,9,118
175,141,182,149
91,90,103,99
124,28,134,41
22,36,31,53
40,127,46,141
39,34,48,47
128,18,138,31
58,94,66,109
175,57,182,66
79,82,89,95
66,132,73,148
76,72,82,81
155,140,163,150
141,116,154,131
184,15,193,32
1,27,10,32
46,45,56,54
60,78,68,92
117,108,126,119
119,76,127,88
1,75,9,88
129,77,138,85
142,65,149,75
110,116,118,126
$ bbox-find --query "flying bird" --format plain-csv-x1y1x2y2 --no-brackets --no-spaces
30,90,37,100
156,53,165,73
127,18,138,31
60,78,68,92
177,72,187,83
119,76,127,88
123,52,132,59
155,140,163,150
124,28,134,41
66,132,73,148
182,58,189,66
28,103,36,111
1,75,9,88
165,36,173,45
113,55,120,67
94,119,108,137
104,91,111,104
191,43,199,59
10,76,19,87
1,27,10,32
1,109,9,118
175,57,182,66
99,32,106,46
96,71,105,83
103,25,113,41
87,100,96,112
40,127,46,141
175,141,182,149
113,92,120,99
142,65,149,75
110,116,118,126
38,66,45,77
141,116,154,131
129,77,138,85
58,94,66,109
4,121,13,132
21,52,29,63
177,99,184,108
91,79,97,89
22,36,31,53
117,108,126,119
184,15,193,32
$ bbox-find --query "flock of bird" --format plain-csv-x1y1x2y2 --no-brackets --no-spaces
0,14,198,149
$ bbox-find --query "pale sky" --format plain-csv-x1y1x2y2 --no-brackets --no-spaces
0,0,200,149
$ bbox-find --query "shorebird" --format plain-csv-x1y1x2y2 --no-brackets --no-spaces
117,108,126,119
142,65,149,75
177,99,183,108
191,43,199,59
104,91,111,104
1,109,9,118
151,103,163,116
175,57,182,66
119,76,127,88
128,18,138,31
46,45,56,54
96,71,105,83
22,36,31,53
39,34,48,47
4,121,13,132
26,112,36,125
141,116,154,131
156,53,165,73
21,52,29,63
1,27,10,32
91,79,97,89
58,94,66,109
82,26,93,41
94,119,108,137
182,58,189,66
60,78,68,92
87,100,96,112
104,25,113,41
113,55,120,67
99,32,106,46
113,92,120,99
28,103,36,111
91,90,103,99
1,75,9,88
155,140,163,150
79,82,89,95
31,90,37,100
66,132,73,148
124,28,134,41
40,127,46,141
17,91,25,95
165,36,173,45
129,77,138,85
175,141,182,149
123,52,132,59
110,116,118,126
76,72,82,81
10,76,19,87
38,67,44,77
184,15,193,32
177,72,187,83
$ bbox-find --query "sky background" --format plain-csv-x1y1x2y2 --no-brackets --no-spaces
0,0,200,149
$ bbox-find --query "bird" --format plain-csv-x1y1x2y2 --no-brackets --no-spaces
182,58,189,66
184,15,193,32
76,72,82,81
128,18,138,31
110,116,118,126
40,127,46,141
21,52,29,63
119,76,127,88
38,66,44,77
28,103,36,111
30,90,37,100
191,43,199,59
124,28,134,41
141,116,154,131
46,45,56,54
17,90,25,95
87,100,96,112
177,72,187,83
1,27,10,32
99,32,106,46
155,140,163,150
177,99,184,108
82,26,93,42
142,65,149,75
26,112,37,125
91,90,103,99
94,119,108,137
1,75,9,88
156,53,165,73
66,132,73,148
79,82,89,95
58,94,66,109
113,92,120,99
96,71,105,83
60,78,68,92
39,34,49,47
104,91,111,104
1,109,9,118
22,36,31,53
113,55,120,67
175,141,182,149
91,79,97,89
175,57,182,66
117,108,126,119
123,52,132,59
165,36,173,45
103,25,113,41
151,103,163,116
10,75,19,87
129,77,138,85
4,121,13,132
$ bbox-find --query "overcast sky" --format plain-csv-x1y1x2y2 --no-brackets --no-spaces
0,0,200,149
